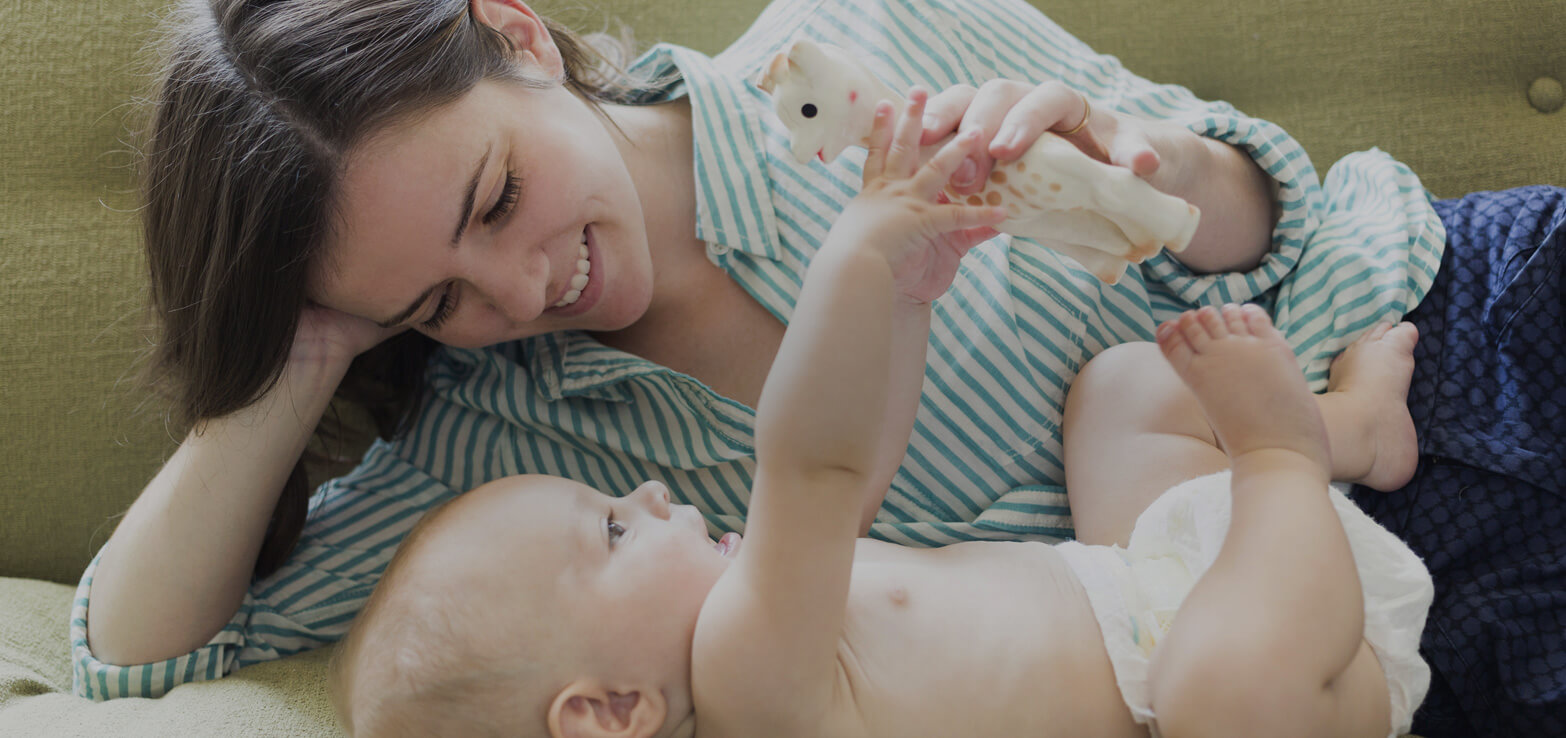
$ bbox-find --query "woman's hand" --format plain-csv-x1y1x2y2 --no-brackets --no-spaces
290,302,406,372
833,89,1009,304
919,78,1169,195
919,78,1279,273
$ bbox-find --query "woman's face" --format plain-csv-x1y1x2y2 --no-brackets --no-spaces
312,78,655,348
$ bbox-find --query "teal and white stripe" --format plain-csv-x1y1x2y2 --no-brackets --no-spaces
72,0,1443,700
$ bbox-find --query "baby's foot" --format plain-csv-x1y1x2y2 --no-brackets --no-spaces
1326,322,1420,490
1156,304,1330,471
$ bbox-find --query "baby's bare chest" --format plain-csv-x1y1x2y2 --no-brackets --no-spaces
819,539,1146,738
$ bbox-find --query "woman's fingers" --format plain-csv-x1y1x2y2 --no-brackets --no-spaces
1108,117,1161,178
940,79,1029,193
919,83,977,146
989,81,1092,160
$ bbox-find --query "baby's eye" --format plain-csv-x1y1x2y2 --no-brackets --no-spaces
607,518,625,546
801,103,818,118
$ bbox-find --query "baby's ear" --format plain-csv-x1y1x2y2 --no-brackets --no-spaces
548,679,667,738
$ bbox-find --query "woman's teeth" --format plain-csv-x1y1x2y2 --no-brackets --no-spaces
553,234,592,308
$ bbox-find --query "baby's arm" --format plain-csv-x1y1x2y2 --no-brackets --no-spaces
692,94,1002,734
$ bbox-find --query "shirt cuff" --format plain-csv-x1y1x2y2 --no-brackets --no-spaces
1140,111,1324,306
70,552,246,700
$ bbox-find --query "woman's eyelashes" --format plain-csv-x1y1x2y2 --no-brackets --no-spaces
421,286,457,331
483,170,522,226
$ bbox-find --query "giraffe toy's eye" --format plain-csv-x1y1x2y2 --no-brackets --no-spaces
801,103,818,118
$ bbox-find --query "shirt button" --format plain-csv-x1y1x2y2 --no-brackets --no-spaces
706,242,732,256
1528,77,1563,114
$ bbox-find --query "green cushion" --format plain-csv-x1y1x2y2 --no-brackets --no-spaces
0,577,338,734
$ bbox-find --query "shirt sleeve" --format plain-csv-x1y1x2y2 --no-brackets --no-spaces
932,0,1445,389
927,0,1324,306
70,439,461,700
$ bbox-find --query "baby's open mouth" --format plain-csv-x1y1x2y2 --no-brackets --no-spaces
714,532,741,557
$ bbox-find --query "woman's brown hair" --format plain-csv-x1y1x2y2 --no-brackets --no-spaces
140,0,668,579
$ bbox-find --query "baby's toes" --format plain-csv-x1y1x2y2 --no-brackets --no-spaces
1221,303,1247,336
1385,322,1419,353
1195,305,1227,339
1156,319,1194,367
1240,303,1279,339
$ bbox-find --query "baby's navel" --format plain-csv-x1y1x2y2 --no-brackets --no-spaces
887,586,909,607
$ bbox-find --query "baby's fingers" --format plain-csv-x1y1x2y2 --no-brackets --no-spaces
930,203,1009,236
885,87,930,176
914,128,985,200
861,101,896,182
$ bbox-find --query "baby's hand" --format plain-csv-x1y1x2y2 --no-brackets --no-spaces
831,88,1009,304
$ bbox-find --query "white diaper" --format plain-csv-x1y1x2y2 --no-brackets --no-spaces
1055,471,1434,738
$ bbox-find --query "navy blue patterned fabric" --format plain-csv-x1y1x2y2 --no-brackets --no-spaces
1350,186,1566,738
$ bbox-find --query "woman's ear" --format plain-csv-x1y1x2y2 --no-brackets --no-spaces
548,679,668,738
467,0,564,78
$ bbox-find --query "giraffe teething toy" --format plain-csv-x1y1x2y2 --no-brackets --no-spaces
757,39,1201,283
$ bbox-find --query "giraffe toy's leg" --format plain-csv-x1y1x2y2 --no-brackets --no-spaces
997,208,1139,260
1020,135,1201,255
1028,235,1132,284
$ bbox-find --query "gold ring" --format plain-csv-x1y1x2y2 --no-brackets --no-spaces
1060,91,1091,136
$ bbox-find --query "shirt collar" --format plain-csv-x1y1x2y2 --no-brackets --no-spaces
628,43,784,262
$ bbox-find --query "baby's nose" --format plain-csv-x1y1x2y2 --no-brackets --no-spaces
630,480,671,519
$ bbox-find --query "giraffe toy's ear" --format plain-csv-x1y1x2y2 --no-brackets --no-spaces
756,48,794,93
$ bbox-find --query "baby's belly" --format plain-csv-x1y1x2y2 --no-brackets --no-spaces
826,539,1147,738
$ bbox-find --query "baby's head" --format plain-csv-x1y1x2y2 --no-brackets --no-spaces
329,474,739,738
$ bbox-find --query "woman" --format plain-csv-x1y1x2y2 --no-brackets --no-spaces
71,0,1561,734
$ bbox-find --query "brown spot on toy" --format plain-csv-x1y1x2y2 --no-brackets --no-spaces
990,170,1007,184
986,192,1003,206
1049,183,1062,192
966,195,984,206
1023,184,1038,196
1016,161,1026,172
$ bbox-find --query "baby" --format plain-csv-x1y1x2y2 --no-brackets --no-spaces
329,91,1434,738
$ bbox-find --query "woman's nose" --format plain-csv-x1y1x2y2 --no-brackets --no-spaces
463,243,549,323
629,481,671,520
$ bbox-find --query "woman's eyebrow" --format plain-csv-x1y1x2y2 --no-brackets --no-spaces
451,143,492,245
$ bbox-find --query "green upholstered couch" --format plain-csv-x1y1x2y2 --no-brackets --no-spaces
1,0,1561,734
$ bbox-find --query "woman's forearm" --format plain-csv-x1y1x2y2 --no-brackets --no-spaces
1149,120,1279,274
85,357,348,667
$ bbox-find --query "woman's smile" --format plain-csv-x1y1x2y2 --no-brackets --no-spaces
547,224,604,317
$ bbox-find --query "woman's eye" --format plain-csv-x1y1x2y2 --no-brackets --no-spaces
607,518,625,546
483,171,522,225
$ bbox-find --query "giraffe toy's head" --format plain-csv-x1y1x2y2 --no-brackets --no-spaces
757,39,895,165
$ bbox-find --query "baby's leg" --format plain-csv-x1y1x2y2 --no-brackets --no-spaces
1143,305,1390,738
1064,305,1418,546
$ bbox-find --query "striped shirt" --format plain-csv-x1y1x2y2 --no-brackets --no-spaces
72,0,1445,700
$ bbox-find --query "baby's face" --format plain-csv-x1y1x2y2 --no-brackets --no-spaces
453,475,741,688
